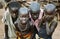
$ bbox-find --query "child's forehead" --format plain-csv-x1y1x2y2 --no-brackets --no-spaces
19,14,28,16
45,11,54,15
31,12,40,15
45,14,54,17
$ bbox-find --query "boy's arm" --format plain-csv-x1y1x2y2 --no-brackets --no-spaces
45,20,57,35
45,22,51,35
49,16,58,35
49,21,57,35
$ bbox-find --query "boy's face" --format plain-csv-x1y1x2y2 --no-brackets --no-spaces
10,10,18,18
45,11,54,22
19,14,29,24
31,11,40,20
45,10,55,15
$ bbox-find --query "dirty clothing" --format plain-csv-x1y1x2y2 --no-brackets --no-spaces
2,8,17,39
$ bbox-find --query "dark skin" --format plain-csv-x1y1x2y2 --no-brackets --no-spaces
19,14,29,25
38,18,57,39
5,8,18,39
9,8,19,23
17,14,29,32
30,10,40,21
44,11,58,35
40,12,58,39
45,16,58,35
45,11,57,34
36,10,58,39
16,13,37,39
45,17,57,39
16,14,29,39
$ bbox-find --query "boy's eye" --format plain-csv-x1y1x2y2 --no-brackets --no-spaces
31,13,39,15
21,15,27,17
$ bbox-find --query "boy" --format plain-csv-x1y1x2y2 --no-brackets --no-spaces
15,7,37,39
2,2,20,39
38,4,58,39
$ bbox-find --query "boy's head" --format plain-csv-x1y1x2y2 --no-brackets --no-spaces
44,4,56,21
19,7,29,24
29,2,40,20
7,2,21,18
44,4,56,15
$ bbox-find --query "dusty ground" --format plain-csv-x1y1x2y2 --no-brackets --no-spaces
0,9,60,39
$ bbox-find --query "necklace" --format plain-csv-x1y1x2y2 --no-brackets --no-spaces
18,20,30,32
